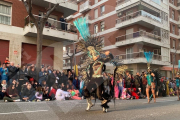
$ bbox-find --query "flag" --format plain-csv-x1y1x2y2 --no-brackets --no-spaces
74,65,78,76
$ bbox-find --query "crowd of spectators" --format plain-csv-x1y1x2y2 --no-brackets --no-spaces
0,57,178,102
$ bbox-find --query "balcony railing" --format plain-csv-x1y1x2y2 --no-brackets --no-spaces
63,49,74,55
80,0,91,10
116,0,162,6
115,52,168,62
116,10,162,25
116,31,161,42
25,15,77,33
63,63,71,67
116,0,130,6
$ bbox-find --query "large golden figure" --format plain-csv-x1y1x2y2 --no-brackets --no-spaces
74,17,124,113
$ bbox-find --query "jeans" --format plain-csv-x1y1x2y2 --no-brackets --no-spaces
29,95,36,101
104,86,110,94
24,95,36,101
118,86,123,97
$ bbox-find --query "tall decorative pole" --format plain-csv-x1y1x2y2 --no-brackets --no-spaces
144,52,154,70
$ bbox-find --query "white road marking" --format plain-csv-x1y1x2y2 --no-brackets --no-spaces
0,110,48,115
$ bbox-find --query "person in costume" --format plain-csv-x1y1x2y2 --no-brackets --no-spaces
175,74,180,101
149,70,161,102
145,70,156,103
73,17,124,113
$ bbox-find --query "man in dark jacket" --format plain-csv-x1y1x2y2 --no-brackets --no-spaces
47,71,56,89
21,83,35,101
60,15,66,30
134,72,141,92
8,62,19,85
125,72,131,88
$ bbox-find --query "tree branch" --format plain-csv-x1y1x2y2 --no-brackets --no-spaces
21,0,37,27
67,52,71,57
45,3,59,19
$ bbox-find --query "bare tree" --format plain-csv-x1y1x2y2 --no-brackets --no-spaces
21,0,59,80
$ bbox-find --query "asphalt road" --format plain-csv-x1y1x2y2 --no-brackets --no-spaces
0,96,180,120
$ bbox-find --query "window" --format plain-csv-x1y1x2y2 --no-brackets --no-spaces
94,0,98,4
172,0,174,5
0,4,11,25
126,48,133,59
179,40,180,47
100,37,105,47
94,9,98,19
100,21,105,32
172,10,175,20
94,24,98,34
172,25,175,34
153,49,158,55
172,39,176,49
101,5,105,16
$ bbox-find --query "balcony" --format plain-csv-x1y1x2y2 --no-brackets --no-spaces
63,63,71,67
116,0,168,13
115,10,168,30
32,0,78,17
79,0,91,13
63,49,74,58
115,52,170,66
115,31,169,48
24,15,78,44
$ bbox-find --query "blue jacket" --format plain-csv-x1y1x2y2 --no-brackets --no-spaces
73,79,80,89
39,72,47,84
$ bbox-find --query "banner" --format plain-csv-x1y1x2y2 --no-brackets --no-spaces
74,65,78,76
178,60,180,69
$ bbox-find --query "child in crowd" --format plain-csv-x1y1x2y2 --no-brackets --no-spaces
35,86,43,101
55,88,72,101
121,88,131,100
49,84,57,100
41,81,49,92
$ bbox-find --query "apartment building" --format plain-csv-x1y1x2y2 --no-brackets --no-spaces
63,0,179,77
0,0,78,70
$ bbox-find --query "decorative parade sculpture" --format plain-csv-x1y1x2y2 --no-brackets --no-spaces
74,17,126,113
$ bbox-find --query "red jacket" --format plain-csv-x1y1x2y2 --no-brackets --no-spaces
49,88,56,97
